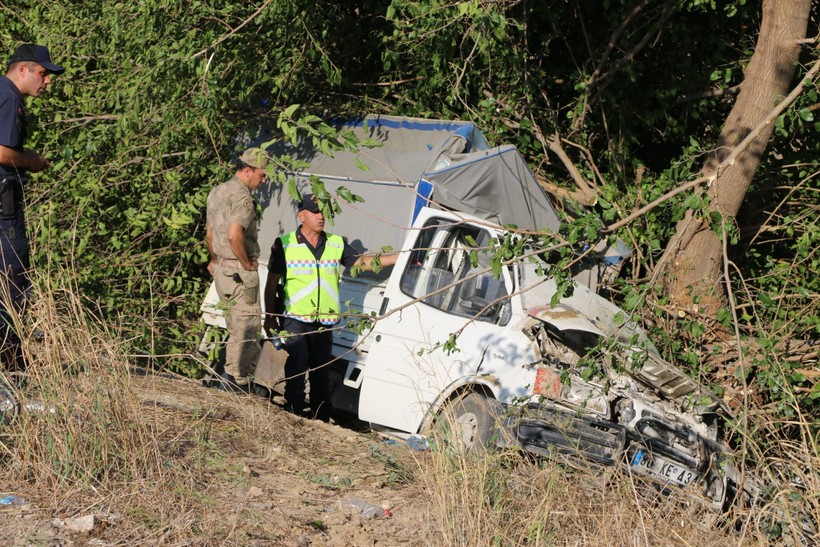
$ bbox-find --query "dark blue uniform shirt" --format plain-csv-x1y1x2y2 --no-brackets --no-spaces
0,75,29,251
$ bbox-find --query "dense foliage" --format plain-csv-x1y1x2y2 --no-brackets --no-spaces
2,1,817,424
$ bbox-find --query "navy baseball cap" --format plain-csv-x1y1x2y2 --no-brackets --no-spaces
298,194,321,213
8,44,65,75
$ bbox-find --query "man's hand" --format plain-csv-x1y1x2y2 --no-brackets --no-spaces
28,154,49,173
263,313,279,337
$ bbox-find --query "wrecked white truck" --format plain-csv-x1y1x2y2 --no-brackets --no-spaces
200,115,736,507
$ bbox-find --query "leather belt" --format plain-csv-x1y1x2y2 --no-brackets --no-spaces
217,257,256,267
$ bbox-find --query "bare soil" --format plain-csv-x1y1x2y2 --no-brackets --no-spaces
0,370,432,546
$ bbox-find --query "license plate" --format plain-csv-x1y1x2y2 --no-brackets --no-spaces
631,449,697,487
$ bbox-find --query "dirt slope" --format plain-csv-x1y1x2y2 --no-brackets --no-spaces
0,370,432,546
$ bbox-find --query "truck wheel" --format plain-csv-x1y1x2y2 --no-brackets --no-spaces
433,391,503,454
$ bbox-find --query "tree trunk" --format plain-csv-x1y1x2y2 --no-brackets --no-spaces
661,0,811,317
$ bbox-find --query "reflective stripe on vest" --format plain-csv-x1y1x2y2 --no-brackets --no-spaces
281,231,344,325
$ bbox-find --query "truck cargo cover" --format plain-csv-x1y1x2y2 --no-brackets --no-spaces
256,115,561,261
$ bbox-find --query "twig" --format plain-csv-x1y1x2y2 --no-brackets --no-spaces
585,0,653,90
589,3,676,91
747,172,816,248
575,2,677,130
722,222,749,491
57,114,120,124
351,77,422,87
604,176,707,233
454,38,480,100
561,137,607,189
193,0,275,58
676,83,742,104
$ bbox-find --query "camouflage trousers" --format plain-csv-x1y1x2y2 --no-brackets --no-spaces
214,265,261,382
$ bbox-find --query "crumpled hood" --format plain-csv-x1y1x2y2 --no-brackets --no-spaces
524,298,723,414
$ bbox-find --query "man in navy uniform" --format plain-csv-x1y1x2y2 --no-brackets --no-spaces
0,44,64,371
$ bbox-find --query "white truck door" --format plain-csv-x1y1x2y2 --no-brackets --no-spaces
358,211,513,434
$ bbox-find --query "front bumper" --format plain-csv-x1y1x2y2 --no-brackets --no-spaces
508,404,730,507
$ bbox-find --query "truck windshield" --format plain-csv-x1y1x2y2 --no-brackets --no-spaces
400,218,509,322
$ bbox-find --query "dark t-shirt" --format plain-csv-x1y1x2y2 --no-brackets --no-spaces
0,76,28,250
0,76,25,172
268,227,360,276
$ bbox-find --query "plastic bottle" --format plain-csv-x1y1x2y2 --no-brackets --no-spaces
406,435,431,451
270,334,284,350
0,495,28,507
0,388,17,415
339,497,390,519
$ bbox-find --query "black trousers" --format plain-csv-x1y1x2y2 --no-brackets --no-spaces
0,247,30,371
281,317,333,419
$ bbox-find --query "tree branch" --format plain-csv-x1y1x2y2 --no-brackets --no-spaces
482,91,598,205
606,53,820,235
676,83,742,104
708,54,820,182
604,176,708,233
574,2,677,131
543,131,598,205
193,0,275,58
56,114,121,124
586,0,654,89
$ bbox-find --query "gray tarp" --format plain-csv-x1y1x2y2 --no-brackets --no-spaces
256,115,560,261
425,145,561,233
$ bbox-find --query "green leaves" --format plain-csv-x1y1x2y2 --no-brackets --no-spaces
7,0,382,374
798,108,814,122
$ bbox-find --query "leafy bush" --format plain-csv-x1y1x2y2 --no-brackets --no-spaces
5,0,388,374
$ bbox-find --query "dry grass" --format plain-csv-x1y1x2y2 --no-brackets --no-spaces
415,447,743,546
0,276,430,544
0,271,816,545
1,277,237,543
731,411,820,546
414,399,818,546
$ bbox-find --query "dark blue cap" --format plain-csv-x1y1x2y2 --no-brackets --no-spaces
8,44,65,75
298,194,321,213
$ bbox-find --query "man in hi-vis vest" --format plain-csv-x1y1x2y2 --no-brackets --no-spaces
263,194,397,421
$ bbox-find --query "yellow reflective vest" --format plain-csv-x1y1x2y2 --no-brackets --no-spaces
281,231,344,325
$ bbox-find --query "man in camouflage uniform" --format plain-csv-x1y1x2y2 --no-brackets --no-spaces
206,147,269,390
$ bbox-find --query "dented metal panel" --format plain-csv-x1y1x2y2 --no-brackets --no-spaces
631,350,700,399
526,305,604,335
